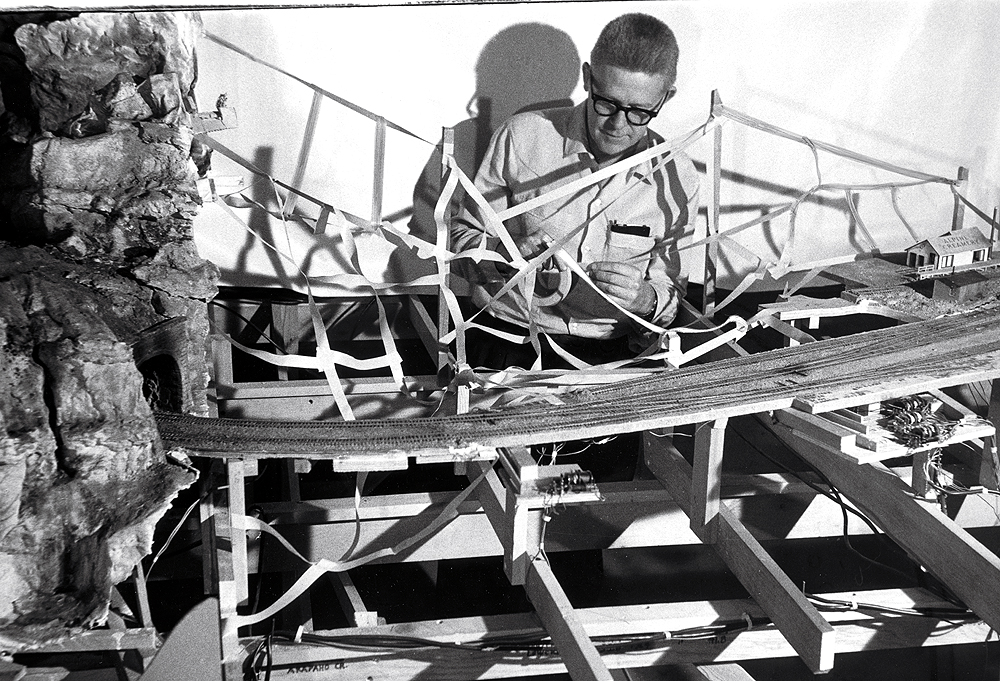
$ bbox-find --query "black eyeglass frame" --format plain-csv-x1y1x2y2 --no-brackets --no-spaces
588,85,671,126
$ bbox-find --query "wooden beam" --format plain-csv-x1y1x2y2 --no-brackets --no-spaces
703,91,723,316
330,572,381,627
644,433,835,673
254,587,989,680
951,165,969,232
772,413,1000,632
693,663,757,681
469,463,613,681
161,306,1000,457
985,379,1000,489
525,559,614,681
203,462,244,681
692,418,728,542
226,460,249,606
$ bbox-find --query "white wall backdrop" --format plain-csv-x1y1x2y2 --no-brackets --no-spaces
190,0,1000,292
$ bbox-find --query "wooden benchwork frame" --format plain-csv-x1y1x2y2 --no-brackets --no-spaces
199,459,246,681
231,466,1000,575
643,432,836,674
469,458,614,681
245,586,990,680
771,412,1000,633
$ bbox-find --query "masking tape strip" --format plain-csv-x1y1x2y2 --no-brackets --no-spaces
339,471,368,563
844,190,879,252
783,264,827,298
205,32,431,146
676,202,794,254
496,117,721,222
449,156,527,269
433,163,470,370
556,251,666,334
449,160,538,366
952,186,999,228
268,181,355,419
543,334,593,370
334,201,406,391
439,116,717,349
203,136,371,229
718,105,955,184
216,194,355,418
890,187,920,242
227,464,492,629
216,201,401,370
711,261,768,316
283,89,324,218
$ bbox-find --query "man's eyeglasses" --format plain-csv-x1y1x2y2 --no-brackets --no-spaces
590,88,669,126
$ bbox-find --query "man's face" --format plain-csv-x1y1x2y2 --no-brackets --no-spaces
582,62,674,162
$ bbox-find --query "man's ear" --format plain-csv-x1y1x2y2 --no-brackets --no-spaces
582,62,592,92
663,86,677,103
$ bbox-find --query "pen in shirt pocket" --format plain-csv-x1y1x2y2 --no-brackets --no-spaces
609,220,650,237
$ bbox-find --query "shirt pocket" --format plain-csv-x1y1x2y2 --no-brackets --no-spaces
603,230,656,266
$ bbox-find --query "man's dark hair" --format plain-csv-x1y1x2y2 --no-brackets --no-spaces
590,13,679,83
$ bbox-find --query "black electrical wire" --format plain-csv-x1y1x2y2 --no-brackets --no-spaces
757,417,919,585
254,598,979,669
244,632,272,681
807,593,976,620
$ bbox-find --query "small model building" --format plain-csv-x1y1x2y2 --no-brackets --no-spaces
905,229,994,270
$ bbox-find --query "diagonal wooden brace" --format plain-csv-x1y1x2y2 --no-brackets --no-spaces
771,412,1000,633
469,459,613,681
644,431,836,673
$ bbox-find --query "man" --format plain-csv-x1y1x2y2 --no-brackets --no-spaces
451,12,699,371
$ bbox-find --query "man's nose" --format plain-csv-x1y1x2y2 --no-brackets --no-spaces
606,109,629,129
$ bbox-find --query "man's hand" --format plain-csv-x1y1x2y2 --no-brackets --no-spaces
516,232,550,260
587,261,656,316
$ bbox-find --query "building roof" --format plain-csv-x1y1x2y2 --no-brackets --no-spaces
907,229,993,255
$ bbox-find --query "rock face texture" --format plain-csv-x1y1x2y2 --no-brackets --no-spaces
0,11,216,643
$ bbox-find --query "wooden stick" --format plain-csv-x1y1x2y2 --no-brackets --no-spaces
255,587,988,680
525,559,614,681
227,460,249,606
644,433,836,673
951,166,968,232
704,91,723,315
691,418,728,542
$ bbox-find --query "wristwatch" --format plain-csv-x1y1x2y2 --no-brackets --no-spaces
639,291,658,321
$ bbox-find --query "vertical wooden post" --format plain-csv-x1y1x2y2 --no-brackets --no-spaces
951,166,968,232
691,417,728,542
437,127,455,385
504,485,530,585
435,127,469,413
226,460,249,606
983,380,1000,490
703,91,723,316
371,115,387,226
990,207,999,258
202,459,243,681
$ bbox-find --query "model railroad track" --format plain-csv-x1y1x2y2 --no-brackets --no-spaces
155,306,1000,458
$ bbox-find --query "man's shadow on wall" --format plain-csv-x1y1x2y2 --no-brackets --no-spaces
385,22,581,283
